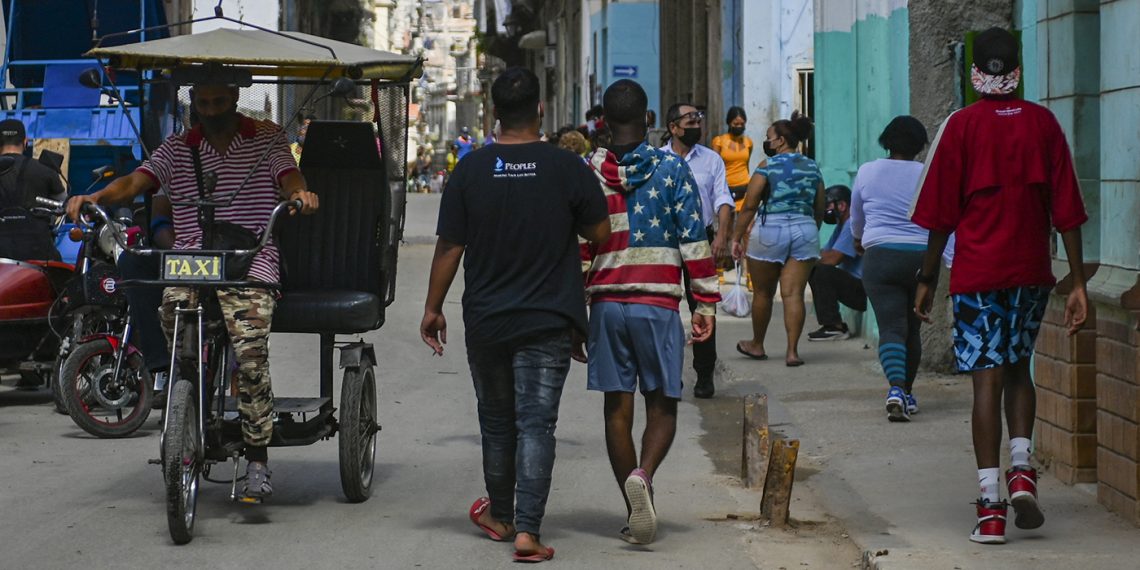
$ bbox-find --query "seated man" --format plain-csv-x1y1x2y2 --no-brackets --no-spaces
808,185,866,341
0,118,66,261
67,82,319,501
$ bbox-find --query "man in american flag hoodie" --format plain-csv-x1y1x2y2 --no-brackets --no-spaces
580,80,721,545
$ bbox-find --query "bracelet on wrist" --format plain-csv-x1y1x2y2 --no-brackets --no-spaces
915,269,937,285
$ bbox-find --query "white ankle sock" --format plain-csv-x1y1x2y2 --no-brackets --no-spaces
1010,437,1032,467
978,468,1001,503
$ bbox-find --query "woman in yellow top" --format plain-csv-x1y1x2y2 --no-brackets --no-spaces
711,106,753,210
712,107,754,289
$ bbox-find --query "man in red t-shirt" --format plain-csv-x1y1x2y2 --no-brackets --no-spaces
911,28,1089,545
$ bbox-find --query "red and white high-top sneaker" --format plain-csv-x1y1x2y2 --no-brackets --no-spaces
1006,466,1045,529
970,499,1008,544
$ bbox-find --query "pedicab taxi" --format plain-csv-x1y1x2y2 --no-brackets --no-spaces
80,12,422,544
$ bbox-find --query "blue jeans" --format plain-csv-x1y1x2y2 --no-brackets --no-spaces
466,328,571,536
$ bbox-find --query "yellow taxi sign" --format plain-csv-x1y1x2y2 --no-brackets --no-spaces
163,253,224,281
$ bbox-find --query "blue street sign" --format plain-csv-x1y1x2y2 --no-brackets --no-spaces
612,65,639,78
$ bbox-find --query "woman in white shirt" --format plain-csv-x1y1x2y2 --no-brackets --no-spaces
849,115,929,422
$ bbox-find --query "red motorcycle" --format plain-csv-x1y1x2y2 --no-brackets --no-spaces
35,196,154,437
0,166,136,416
0,258,74,388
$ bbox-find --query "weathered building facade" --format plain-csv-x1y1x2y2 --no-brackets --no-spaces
813,0,1140,526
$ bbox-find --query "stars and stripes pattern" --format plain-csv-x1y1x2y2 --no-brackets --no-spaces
582,142,720,315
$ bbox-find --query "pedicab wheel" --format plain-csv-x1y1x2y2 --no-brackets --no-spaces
61,339,153,438
338,357,377,503
164,380,200,545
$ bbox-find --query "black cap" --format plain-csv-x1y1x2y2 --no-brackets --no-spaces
0,118,26,140
974,27,1019,76
825,184,851,204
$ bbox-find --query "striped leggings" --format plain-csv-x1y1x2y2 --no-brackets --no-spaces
862,245,927,390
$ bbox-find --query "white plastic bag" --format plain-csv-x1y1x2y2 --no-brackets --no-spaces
720,262,751,317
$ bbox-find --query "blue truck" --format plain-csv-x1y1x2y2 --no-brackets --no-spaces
0,0,182,191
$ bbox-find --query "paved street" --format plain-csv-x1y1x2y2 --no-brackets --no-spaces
0,194,858,569
4,194,1136,569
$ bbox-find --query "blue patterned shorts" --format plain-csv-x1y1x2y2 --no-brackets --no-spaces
951,286,1051,372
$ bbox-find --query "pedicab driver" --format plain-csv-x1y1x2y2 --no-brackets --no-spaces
67,83,319,502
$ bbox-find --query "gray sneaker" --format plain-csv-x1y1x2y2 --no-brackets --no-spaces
619,526,643,545
241,462,273,502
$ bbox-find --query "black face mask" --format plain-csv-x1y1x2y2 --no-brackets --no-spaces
677,127,701,147
609,141,641,160
728,126,745,136
823,208,839,225
199,109,238,133
762,140,778,157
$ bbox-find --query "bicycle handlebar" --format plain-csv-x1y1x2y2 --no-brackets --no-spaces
68,198,304,257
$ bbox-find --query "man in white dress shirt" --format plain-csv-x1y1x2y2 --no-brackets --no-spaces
659,102,734,398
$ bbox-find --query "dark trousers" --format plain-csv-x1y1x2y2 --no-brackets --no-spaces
116,251,170,372
465,329,572,536
862,246,926,388
809,264,867,327
683,226,717,377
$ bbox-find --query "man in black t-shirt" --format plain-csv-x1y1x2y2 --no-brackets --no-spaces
421,67,610,563
0,119,66,261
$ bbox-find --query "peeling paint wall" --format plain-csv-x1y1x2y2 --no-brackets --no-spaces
812,0,911,341
736,1,814,171
906,0,1014,146
813,0,910,191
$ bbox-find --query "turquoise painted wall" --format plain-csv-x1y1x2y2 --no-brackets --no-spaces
1096,1,1139,271
814,6,910,340
1014,0,1039,103
815,8,910,190
1015,0,1138,273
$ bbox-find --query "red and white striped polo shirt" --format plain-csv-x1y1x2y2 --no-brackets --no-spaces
139,116,298,283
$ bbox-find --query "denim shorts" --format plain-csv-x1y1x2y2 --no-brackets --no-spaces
951,286,1050,372
747,213,820,263
587,302,685,399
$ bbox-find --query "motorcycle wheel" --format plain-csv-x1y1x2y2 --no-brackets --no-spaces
164,379,199,545
61,338,153,438
50,353,68,415
338,356,378,503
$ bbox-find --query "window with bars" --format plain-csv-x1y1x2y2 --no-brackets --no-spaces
795,67,815,159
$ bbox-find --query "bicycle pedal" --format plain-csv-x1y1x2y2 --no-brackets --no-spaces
235,495,262,505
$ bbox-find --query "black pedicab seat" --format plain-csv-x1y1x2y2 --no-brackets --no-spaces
271,120,394,335
273,290,380,334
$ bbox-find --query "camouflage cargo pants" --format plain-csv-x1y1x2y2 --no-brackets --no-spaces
160,287,276,447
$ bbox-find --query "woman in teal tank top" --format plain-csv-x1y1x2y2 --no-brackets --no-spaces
730,112,826,366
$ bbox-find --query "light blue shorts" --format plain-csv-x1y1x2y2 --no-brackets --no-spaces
587,302,685,399
747,213,820,264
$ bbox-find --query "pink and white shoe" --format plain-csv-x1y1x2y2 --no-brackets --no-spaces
623,468,657,544
1006,466,1044,529
969,499,1008,544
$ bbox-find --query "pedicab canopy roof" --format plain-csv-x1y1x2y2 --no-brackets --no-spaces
84,28,422,81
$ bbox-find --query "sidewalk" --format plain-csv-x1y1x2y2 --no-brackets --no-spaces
391,210,863,569
706,280,1138,570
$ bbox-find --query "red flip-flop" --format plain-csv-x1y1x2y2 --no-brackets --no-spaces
469,497,513,542
512,546,555,563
